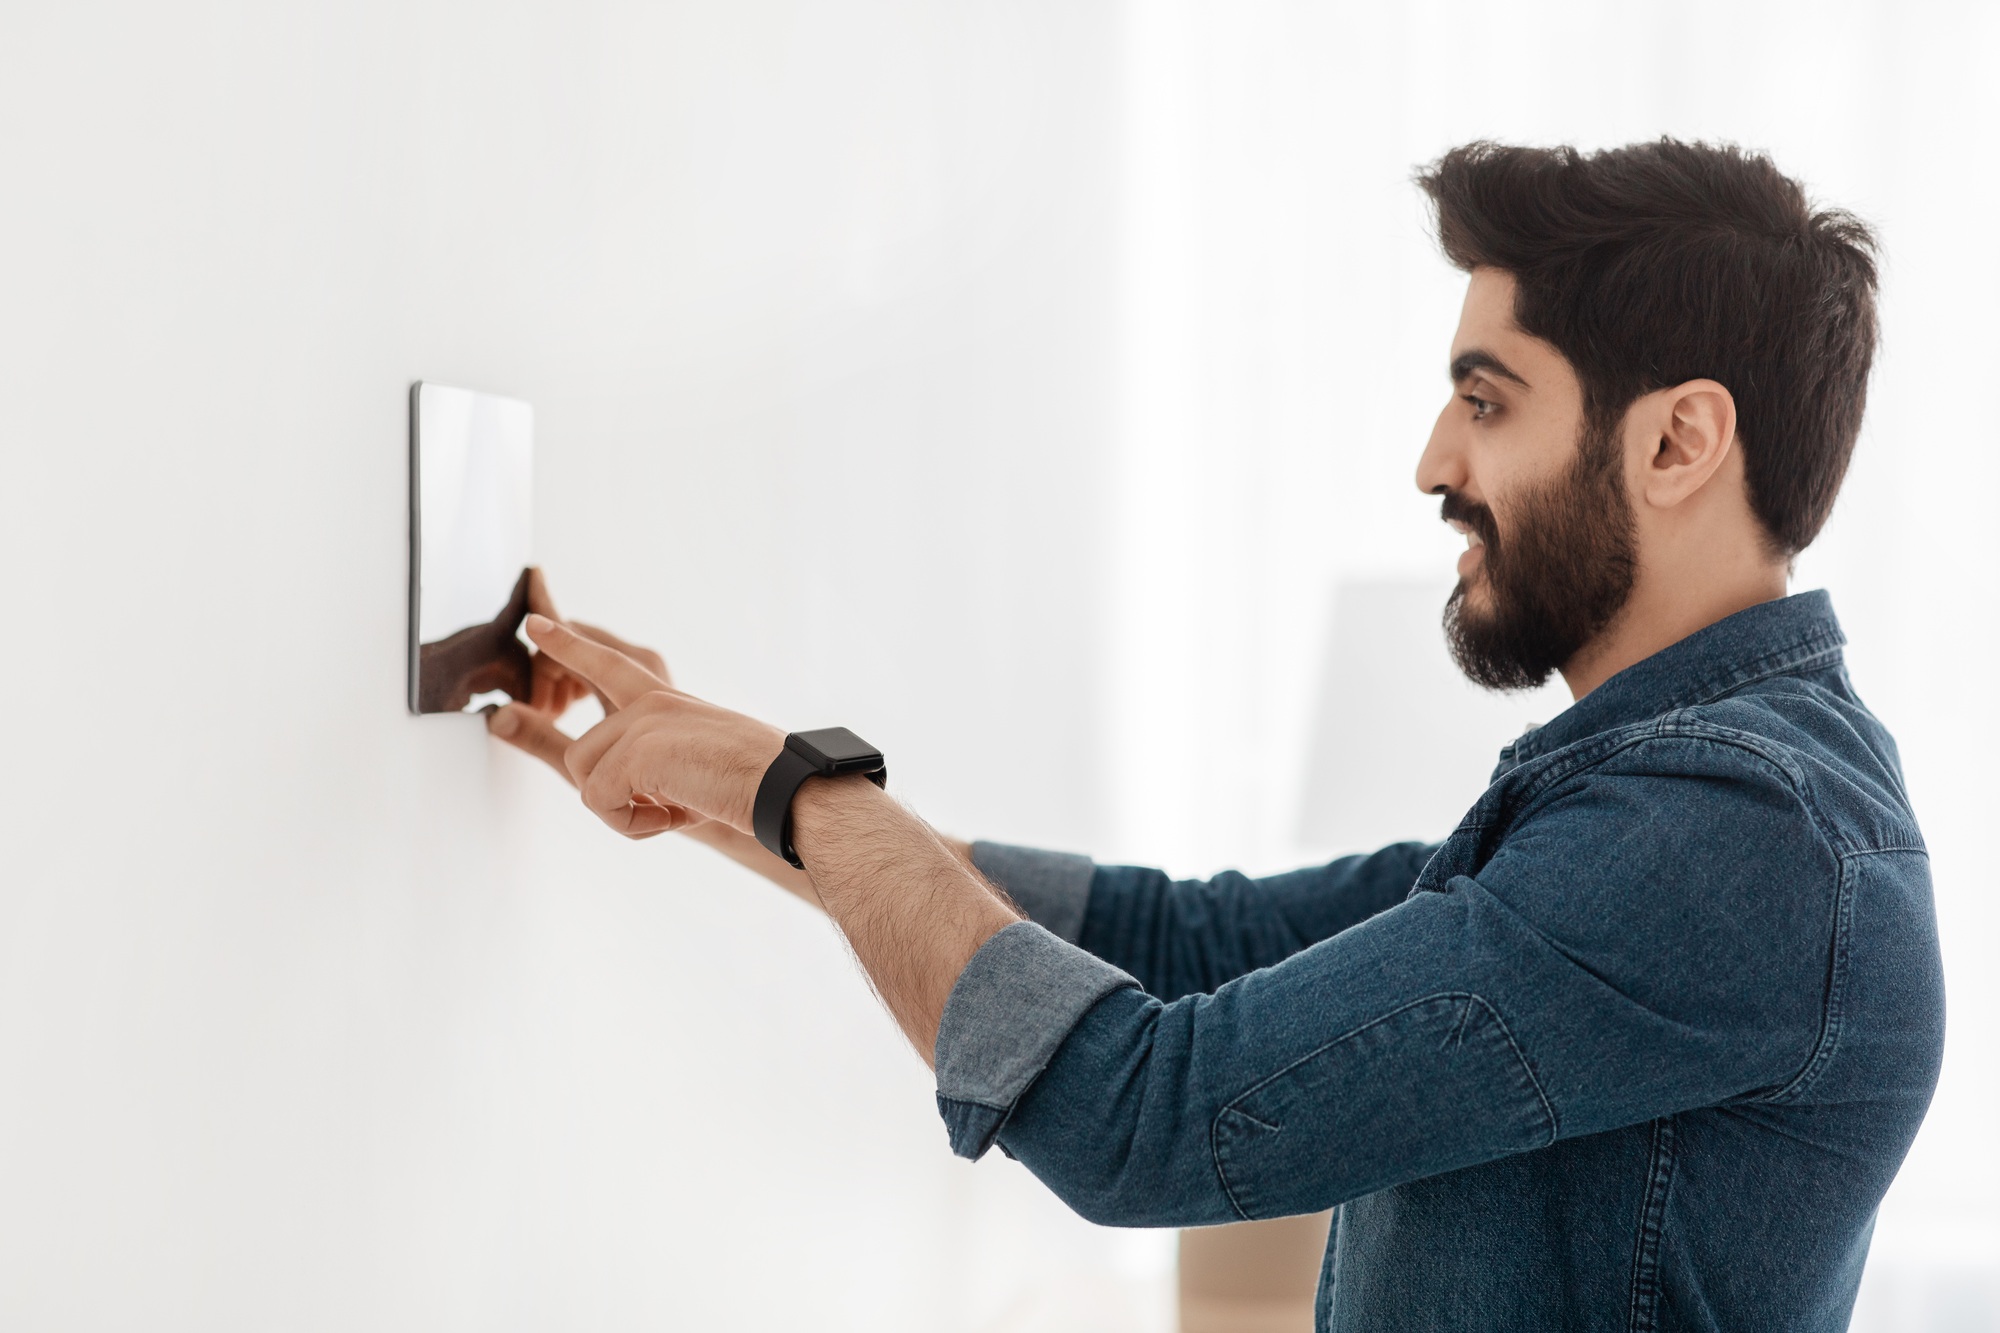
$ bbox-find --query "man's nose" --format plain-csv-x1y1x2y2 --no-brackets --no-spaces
1415,405,1466,497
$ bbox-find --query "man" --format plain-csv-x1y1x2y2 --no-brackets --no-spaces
488,140,1943,1331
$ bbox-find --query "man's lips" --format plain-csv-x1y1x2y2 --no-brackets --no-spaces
1448,517,1487,579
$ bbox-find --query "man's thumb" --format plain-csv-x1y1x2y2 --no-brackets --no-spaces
487,704,576,786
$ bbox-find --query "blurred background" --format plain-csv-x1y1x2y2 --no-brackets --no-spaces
1,1,1992,1329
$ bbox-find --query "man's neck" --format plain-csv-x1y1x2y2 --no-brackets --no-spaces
1560,563,1791,701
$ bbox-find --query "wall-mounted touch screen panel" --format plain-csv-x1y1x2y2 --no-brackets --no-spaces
408,382,534,715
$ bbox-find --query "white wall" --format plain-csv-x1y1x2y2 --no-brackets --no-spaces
8,1,1995,1329
0,4,1168,1329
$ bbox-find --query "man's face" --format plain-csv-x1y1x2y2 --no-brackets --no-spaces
1415,268,1638,691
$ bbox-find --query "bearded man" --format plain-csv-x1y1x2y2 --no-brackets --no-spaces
489,140,1943,1332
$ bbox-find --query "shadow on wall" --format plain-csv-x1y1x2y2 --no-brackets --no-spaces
1297,578,1570,852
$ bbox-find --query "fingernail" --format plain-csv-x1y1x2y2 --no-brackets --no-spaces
488,706,520,736
525,614,553,635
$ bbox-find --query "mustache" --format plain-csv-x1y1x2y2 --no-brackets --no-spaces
1439,490,1500,551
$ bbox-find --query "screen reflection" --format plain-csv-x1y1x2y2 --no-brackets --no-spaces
408,382,534,714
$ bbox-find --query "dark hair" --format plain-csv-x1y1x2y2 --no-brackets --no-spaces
1417,139,1879,556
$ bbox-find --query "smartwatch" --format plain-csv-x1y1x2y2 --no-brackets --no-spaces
752,727,888,868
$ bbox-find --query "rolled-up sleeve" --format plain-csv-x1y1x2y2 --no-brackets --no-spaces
969,842,1096,943
932,922,1138,1159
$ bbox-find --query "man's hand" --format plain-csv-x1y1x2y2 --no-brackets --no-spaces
487,595,1024,1062
490,577,723,838
518,567,673,717
505,614,785,838
487,588,830,904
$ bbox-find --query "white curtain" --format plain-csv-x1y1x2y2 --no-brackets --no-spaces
1100,2,1999,1325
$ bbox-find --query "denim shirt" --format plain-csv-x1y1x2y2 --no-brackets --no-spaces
934,591,1944,1332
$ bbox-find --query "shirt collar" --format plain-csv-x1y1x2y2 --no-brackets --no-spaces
1499,589,1846,769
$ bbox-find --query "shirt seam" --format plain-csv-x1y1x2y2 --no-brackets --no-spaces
1491,722,1858,1104
1206,990,1560,1222
1691,639,1845,705
1625,1114,1680,1333
1757,846,1928,1105
936,1092,1011,1114
1503,716,1838,855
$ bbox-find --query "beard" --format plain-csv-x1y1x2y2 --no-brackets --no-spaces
1441,417,1638,692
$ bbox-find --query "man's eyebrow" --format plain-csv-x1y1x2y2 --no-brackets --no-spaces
1450,350,1530,389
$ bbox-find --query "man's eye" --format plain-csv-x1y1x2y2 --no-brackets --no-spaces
1463,394,1495,420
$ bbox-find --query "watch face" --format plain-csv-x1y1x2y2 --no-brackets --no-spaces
790,726,881,770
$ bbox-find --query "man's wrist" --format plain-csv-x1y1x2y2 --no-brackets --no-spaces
723,726,789,834
746,728,887,863
773,764,1023,1060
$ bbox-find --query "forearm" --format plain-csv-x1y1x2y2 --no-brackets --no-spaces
498,615,1018,1060
683,821,825,911
788,776,1022,1061
681,822,984,924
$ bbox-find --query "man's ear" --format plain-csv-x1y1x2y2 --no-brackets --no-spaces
1637,379,1738,510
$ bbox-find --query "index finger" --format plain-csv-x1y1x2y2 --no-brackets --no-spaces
523,614,664,710
525,566,562,621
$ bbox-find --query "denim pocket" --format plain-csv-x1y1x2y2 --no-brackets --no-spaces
1212,993,1555,1219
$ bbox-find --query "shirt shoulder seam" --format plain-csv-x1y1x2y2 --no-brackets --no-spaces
1503,714,1818,836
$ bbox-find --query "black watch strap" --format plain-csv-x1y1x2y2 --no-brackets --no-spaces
752,729,888,869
